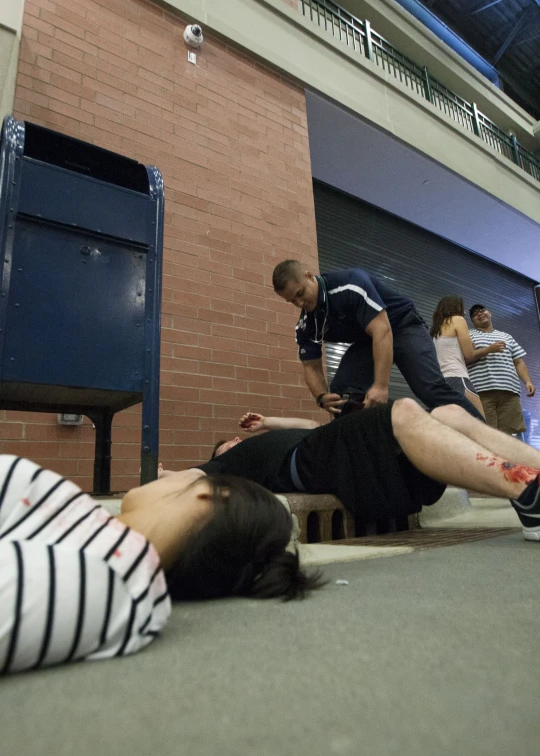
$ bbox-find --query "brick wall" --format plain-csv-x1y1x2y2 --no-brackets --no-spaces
4,0,320,491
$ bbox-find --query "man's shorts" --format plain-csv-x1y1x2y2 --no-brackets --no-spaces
445,376,479,397
478,389,526,434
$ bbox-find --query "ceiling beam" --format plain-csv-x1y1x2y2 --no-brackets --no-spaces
515,30,540,47
492,7,537,64
469,0,505,16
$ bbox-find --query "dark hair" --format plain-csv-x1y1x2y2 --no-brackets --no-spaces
211,440,227,459
469,303,486,319
430,295,465,338
166,475,324,601
272,260,303,292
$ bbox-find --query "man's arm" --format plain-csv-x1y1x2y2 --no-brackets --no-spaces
302,359,344,416
514,358,535,397
239,412,320,432
467,343,506,364
364,310,393,407
455,318,505,363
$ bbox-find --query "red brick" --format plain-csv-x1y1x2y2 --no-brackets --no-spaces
24,424,81,441
211,349,248,367
12,0,317,478
200,360,236,378
0,424,24,440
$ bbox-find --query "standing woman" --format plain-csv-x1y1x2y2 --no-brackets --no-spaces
430,295,505,420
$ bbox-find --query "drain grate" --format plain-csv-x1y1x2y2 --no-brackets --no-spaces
325,527,520,550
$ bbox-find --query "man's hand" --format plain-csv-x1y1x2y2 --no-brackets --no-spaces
526,381,536,397
320,393,347,415
239,412,266,432
488,341,506,354
364,385,389,408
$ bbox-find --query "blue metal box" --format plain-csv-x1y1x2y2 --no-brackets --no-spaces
0,117,163,493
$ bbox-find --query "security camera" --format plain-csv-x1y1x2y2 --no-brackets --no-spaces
184,24,203,48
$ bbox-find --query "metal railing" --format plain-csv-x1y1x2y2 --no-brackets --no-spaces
299,0,540,184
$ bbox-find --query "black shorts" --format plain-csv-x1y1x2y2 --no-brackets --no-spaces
295,403,445,522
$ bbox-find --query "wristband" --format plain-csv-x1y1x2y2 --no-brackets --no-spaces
316,393,327,408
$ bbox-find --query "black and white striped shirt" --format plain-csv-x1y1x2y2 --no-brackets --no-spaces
0,456,171,675
468,328,526,395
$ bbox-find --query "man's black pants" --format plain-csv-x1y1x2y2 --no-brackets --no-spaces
329,309,484,421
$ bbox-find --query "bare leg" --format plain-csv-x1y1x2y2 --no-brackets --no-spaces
431,403,540,469
465,389,485,420
391,399,537,498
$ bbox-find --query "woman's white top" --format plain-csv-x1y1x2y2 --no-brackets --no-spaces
0,455,171,675
433,335,469,378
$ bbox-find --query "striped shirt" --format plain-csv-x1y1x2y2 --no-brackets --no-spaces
468,328,526,395
0,456,171,675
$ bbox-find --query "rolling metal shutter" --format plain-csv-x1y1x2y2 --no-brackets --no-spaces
313,181,540,446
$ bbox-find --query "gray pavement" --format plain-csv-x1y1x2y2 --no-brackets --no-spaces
2,532,538,756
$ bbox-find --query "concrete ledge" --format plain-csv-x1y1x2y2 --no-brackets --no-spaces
418,487,472,527
278,493,355,543
98,490,478,545
299,542,414,566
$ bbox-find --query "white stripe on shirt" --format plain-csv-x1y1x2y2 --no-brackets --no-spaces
0,456,170,674
468,329,526,395
328,284,384,313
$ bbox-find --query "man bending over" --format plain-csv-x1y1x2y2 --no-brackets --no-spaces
272,260,484,420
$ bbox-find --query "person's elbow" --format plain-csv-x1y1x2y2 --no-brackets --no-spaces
368,317,392,341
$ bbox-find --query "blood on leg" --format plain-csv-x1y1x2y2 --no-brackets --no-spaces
475,454,538,485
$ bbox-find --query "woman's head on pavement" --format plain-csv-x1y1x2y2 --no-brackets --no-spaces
165,474,323,601
272,259,319,312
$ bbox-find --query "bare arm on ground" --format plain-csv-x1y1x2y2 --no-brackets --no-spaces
239,412,320,432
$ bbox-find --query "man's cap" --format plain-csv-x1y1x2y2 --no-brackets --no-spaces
469,304,486,318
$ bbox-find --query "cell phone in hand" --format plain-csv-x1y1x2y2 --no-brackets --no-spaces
341,395,365,416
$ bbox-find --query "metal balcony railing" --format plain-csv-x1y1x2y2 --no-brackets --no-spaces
299,0,540,184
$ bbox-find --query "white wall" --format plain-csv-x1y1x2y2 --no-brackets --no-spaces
0,0,24,121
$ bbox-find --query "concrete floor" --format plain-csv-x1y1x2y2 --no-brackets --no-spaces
2,531,538,756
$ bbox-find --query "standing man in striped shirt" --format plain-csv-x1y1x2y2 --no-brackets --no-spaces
468,304,535,435
272,260,484,420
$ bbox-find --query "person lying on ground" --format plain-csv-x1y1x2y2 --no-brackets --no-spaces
0,457,321,675
162,399,540,542
237,402,366,435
